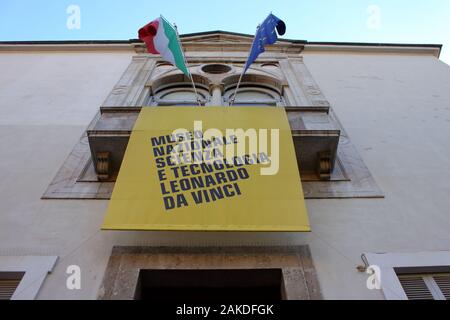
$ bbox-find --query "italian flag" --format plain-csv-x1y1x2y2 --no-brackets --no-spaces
138,17,190,77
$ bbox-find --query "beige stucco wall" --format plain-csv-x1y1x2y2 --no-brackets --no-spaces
302,51,450,299
0,48,449,300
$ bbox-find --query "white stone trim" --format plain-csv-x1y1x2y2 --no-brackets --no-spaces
365,251,450,300
0,256,58,300
304,44,441,58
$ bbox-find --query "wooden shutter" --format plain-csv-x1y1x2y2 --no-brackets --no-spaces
398,273,450,300
0,273,24,300
433,274,450,300
398,275,434,300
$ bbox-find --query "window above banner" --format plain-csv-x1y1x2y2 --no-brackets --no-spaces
146,65,285,107
151,85,210,106
148,83,283,107
224,86,283,107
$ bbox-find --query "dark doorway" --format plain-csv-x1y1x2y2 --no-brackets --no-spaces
135,269,284,301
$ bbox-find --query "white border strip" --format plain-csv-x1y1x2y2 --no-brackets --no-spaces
0,256,58,300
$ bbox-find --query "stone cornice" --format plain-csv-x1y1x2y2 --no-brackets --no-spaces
0,31,442,58
304,44,441,58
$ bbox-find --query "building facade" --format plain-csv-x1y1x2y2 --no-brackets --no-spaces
0,31,449,300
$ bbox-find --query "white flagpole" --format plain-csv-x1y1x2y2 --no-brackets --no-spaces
167,17,202,107
229,25,260,107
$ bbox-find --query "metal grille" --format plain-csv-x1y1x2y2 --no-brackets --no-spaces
398,273,450,300
0,277,22,300
398,275,434,300
434,275,450,300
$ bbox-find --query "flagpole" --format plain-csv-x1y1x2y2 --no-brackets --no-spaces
229,25,260,107
168,17,202,107
229,69,245,107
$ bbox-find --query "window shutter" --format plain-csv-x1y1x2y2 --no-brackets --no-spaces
0,278,22,300
398,275,434,300
433,275,450,300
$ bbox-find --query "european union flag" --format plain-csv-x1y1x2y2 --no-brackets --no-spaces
244,13,286,72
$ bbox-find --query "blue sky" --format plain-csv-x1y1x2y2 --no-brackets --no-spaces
0,0,449,63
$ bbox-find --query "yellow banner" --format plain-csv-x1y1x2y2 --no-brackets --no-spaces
102,107,310,232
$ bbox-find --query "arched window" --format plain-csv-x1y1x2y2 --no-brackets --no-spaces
149,85,210,106
224,86,283,107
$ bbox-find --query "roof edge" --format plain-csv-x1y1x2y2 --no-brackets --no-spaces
309,41,442,49
0,30,442,57
0,39,441,50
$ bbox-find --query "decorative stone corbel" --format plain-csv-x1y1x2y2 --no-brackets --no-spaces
96,152,110,181
317,151,332,181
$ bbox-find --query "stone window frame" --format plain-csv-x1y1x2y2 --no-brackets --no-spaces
98,246,322,300
365,251,450,300
42,54,383,200
148,81,284,107
223,85,285,107
149,82,211,106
